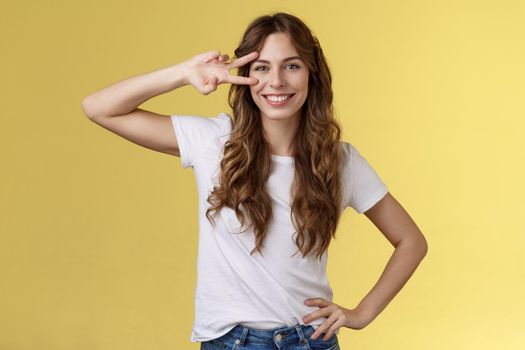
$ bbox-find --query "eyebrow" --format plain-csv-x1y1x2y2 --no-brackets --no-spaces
253,56,303,64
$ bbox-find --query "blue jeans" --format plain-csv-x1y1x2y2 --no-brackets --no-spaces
200,323,340,350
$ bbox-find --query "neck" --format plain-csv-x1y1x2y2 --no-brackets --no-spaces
260,112,300,156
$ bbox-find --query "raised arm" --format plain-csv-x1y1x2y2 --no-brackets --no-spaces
81,50,259,157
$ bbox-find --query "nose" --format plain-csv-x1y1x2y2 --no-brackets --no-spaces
269,69,285,88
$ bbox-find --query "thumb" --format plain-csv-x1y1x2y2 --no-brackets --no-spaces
202,77,219,95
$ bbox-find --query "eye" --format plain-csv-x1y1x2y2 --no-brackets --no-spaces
254,64,300,71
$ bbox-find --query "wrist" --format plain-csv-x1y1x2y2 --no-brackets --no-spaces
342,305,375,330
168,61,191,89
354,304,376,324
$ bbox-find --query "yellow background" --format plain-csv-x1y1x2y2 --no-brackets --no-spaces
1,0,524,349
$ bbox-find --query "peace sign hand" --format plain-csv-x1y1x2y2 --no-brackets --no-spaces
184,50,259,95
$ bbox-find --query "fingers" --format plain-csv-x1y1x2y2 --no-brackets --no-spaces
201,76,219,95
218,54,230,62
203,50,221,63
204,51,230,64
227,75,259,86
310,314,340,340
223,51,259,86
202,50,257,67
319,318,344,341
306,298,331,307
228,51,259,69
200,50,258,86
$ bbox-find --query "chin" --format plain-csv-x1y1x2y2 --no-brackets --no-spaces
260,110,300,120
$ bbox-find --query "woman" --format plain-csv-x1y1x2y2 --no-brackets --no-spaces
82,12,428,350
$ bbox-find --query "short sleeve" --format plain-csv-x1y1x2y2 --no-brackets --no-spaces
170,112,231,169
343,142,388,214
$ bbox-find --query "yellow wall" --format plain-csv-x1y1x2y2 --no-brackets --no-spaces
1,1,524,349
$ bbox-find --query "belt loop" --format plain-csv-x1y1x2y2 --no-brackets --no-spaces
295,324,308,344
238,326,249,346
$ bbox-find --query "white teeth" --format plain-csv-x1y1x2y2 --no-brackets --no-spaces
266,95,291,102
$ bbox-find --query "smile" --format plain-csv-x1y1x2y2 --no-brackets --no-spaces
263,94,295,106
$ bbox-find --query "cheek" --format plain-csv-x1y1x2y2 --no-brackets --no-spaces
298,75,309,90
249,81,264,97
249,88,263,109
248,70,260,80
249,86,257,99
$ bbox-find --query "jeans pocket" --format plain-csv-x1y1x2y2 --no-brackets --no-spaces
200,339,228,350
307,334,339,350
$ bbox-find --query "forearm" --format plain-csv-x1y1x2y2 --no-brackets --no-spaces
355,239,427,323
82,62,189,119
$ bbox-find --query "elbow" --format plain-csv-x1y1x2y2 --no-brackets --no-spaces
400,233,428,259
82,96,95,119
82,96,103,121
82,94,104,120
417,234,428,258
82,95,110,122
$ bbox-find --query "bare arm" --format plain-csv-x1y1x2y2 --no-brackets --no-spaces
81,61,191,156
296,191,428,342
353,192,428,325
82,62,188,120
81,51,258,157
298,192,428,339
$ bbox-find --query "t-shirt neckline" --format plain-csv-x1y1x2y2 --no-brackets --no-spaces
271,154,294,163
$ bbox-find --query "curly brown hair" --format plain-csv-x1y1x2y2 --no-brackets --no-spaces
205,12,344,261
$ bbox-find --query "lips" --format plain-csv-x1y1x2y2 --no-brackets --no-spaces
263,93,295,98
262,93,295,106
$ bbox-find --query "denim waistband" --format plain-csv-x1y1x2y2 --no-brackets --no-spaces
218,323,319,347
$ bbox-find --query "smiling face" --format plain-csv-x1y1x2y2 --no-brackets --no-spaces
248,32,309,123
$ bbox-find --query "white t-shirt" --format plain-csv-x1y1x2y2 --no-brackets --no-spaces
171,112,388,342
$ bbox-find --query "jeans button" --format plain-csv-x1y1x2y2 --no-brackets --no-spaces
235,339,240,345
275,334,282,341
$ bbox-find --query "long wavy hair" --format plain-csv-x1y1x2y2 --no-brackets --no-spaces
205,12,343,261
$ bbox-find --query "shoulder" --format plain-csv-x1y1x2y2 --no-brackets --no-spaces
207,112,233,137
339,140,376,178
340,140,356,154
170,112,232,168
171,112,232,137
214,112,232,129
339,140,389,213
172,111,231,125
340,140,357,166
217,112,233,134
